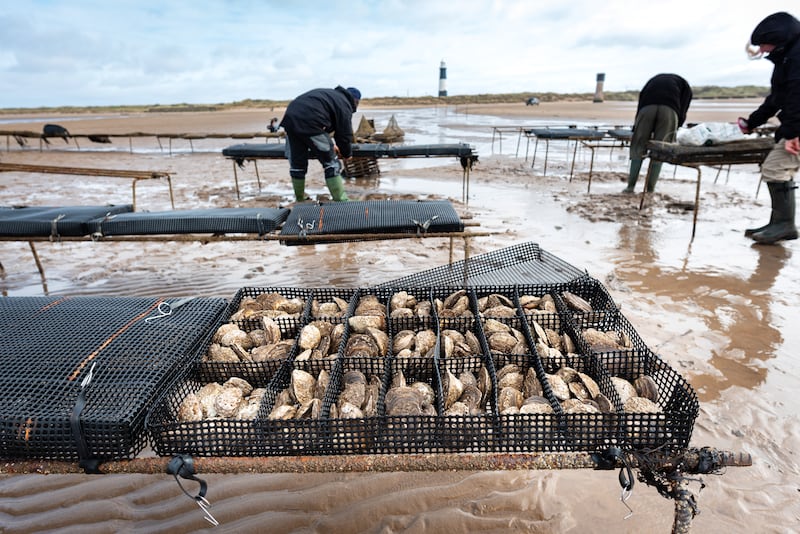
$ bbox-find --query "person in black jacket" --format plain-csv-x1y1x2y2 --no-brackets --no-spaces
738,12,800,244
279,86,361,202
623,73,693,193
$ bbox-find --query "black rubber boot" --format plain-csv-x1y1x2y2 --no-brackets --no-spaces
745,180,778,237
753,181,798,244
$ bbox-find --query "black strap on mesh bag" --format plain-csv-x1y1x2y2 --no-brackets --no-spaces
70,362,101,474
592,447,635,519
166,454,219,526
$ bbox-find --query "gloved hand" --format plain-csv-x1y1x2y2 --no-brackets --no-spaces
737,117,751,134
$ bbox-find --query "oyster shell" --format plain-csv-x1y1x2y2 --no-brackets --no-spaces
354,294,386,316
444,402,470,416
582,328,623,352
269,404,297,420
561,398,600,414
482,318,510,335
561,291,593,312
367,327,389,355
385,386,423,416
442,369,464,409
410,381,435,407
415,329,437,357
459,384,483,412
523,368,543,398
223,377,253,396
261,317,282,345
298,323,322,350
634,375,660,402
338,370,367,409
393,330,416,353
611,376,637,405
624,396,662,413
546,373,571,401
214,387,244,418
291,369,317,405
520,396,554,414
348,315,386,333
488,331,519,353
345,333,380,358
204,343,239,363
178,393,203,422
498,386,523,413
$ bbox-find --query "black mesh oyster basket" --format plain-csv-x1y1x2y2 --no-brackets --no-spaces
598,349,699,452
197,312,304,387
226,287,314,331
552,275,620,325
320,355,386,455
435,314,499,452
146,372,271,457
0,296,228,461
549,354,625,452
373,354,444,454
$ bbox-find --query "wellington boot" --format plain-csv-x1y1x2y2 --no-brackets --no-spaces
745,181,779,237
326,175,349,202
644,162,663,192
292,178,308,202
624,159,643,193
753,181,798,244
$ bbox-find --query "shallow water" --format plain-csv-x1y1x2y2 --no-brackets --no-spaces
1,103,798,532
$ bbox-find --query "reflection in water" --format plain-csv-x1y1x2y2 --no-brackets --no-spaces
614,224,790,401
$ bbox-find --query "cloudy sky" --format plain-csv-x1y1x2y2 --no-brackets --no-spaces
0,1,793,108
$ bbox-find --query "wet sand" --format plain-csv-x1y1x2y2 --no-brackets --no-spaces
0,100,798,533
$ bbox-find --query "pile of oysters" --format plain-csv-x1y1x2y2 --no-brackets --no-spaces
203,317,295,363
177,377,265,422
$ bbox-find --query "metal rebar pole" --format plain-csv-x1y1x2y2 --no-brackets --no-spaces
0,448,751,476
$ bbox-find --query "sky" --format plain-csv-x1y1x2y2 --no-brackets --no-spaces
0,1,794,108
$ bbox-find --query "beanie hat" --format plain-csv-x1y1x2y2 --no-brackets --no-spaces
346,87,362,101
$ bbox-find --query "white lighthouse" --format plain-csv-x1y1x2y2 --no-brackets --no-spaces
438,60,447,97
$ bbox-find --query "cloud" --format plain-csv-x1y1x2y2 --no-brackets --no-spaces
0,0,793,107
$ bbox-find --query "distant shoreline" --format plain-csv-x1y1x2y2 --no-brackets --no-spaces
0,86,769,116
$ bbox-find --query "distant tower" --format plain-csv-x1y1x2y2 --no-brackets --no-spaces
438,60,447,97
593,73,605,103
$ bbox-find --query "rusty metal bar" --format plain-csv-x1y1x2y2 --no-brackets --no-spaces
0,231,492,245
0,448,751,476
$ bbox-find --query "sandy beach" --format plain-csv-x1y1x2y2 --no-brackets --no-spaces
0,99,798,533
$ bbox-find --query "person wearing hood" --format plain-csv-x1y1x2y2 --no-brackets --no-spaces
279,86,361,202
738,12,800,244
623,73,693,193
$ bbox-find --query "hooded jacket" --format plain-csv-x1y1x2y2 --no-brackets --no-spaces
636,73,693,127
747,12,800,141
280,86,358,158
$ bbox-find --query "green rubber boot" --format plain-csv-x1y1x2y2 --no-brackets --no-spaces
645,162,663,192
623,159,642,193
326,175,349,202
292,178,307,202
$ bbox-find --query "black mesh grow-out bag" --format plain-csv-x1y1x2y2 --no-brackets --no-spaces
0,204,133,237
91,207,290,236
375,242,586,288
279,200,463,245
0,296,228,461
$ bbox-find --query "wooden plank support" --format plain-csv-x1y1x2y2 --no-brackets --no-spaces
0,163,174,210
